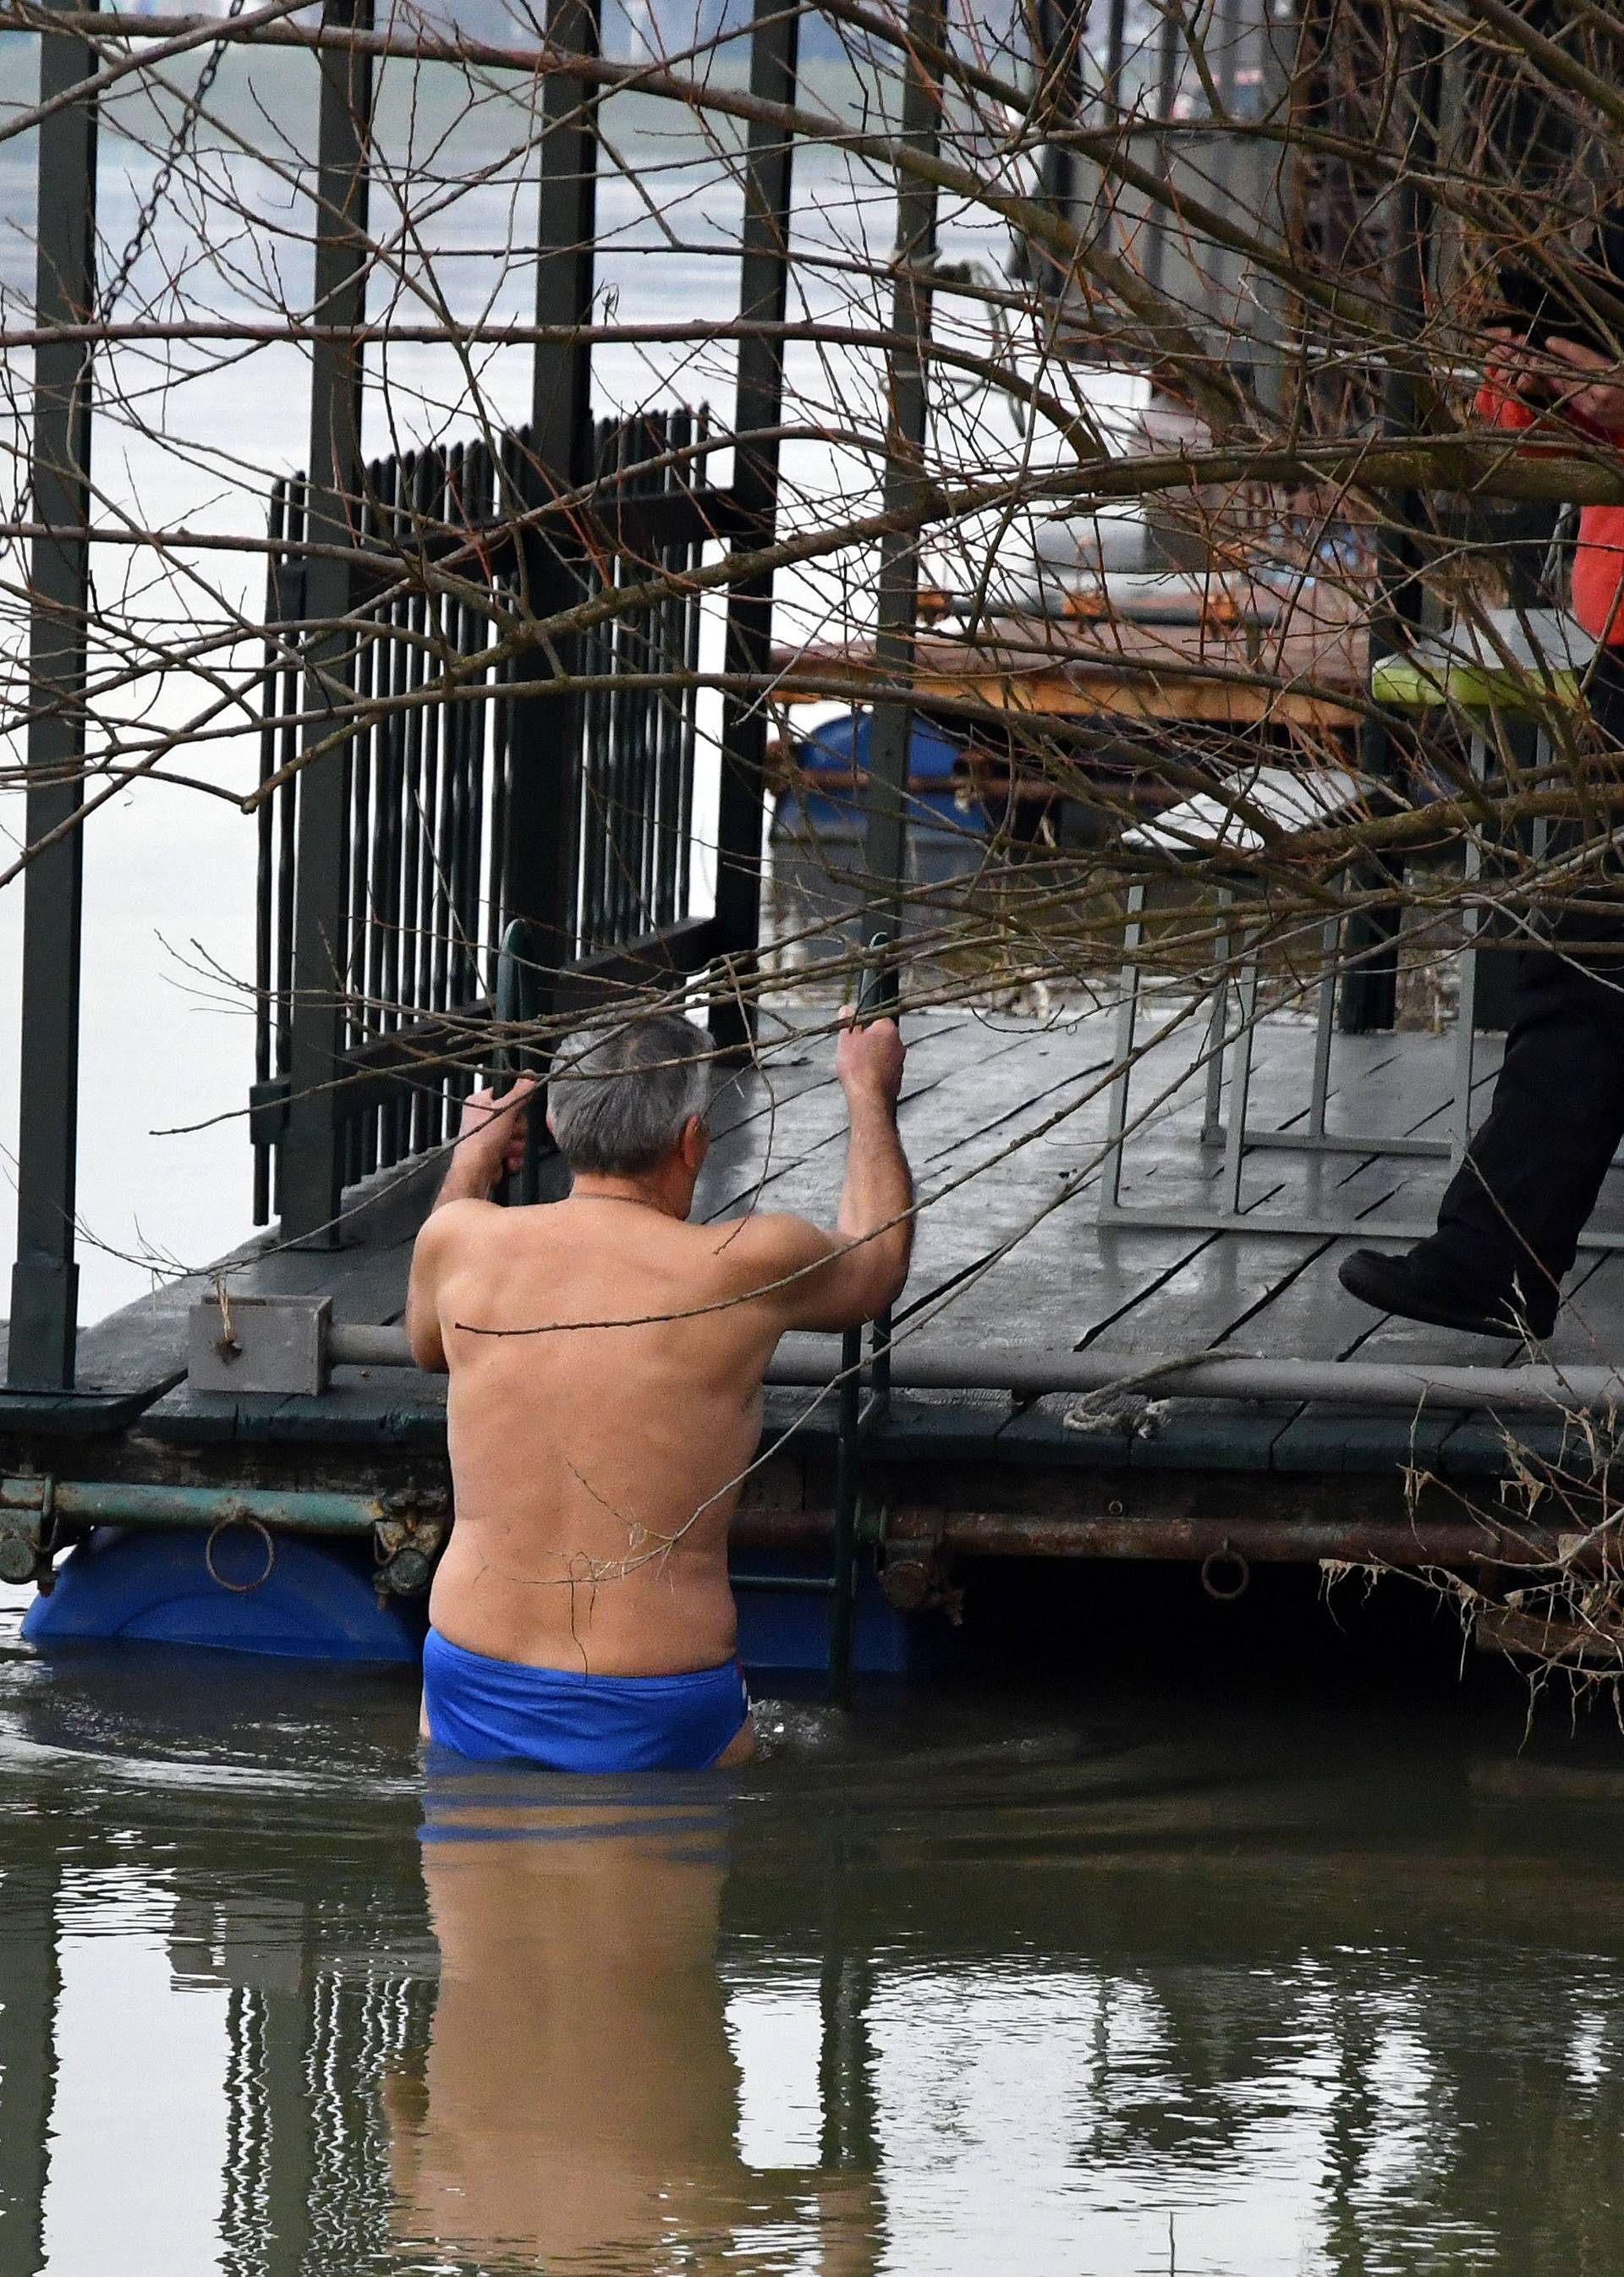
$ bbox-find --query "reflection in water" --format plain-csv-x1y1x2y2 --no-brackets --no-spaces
4,1638,1624,2271
389,1768,875,2272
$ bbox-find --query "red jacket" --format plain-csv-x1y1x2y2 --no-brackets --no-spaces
1476,379,1624,645
1572,505,1624,646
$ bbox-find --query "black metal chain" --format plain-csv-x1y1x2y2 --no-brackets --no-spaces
98,0,249,321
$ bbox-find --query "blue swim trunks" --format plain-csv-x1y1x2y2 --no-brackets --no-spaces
421,1628,751,1773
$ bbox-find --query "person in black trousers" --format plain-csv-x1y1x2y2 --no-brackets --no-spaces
1341,283,1624,1341
1341,643,1624,1340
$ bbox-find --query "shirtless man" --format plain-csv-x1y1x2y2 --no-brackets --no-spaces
405,1006,910,1772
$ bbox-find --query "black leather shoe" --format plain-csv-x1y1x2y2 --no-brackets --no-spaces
1337,1247,1556,1341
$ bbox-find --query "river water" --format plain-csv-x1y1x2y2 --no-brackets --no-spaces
3,1578,1624,2277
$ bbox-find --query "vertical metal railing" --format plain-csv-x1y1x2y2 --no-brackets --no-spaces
252,477,308,1226
729,946,894,1706
502,0,599,1016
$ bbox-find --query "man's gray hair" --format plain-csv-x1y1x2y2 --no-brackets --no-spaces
548,1012,712,1176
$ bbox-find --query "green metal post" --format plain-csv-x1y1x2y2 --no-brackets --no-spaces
860,0,942,958
493,916,546,1204
8,5,98,1389
495,0,599,1206
279,0,375,1243
503,0,599,993
710,0,800,1054
1340,19,1440,1034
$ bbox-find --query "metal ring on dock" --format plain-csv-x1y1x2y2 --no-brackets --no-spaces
1200,1541,1251,1603
205,1510,277,1595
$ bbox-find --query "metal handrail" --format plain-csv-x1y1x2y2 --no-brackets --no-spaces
325,1320,1624,1414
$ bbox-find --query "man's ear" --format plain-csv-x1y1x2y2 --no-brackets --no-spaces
680,1114,709,1172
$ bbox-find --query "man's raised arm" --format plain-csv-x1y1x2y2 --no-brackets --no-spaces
758,1009,913,1333
404,1077,537,1370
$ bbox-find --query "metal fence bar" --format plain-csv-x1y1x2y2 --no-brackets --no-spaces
376,453,408,1172
271,482,304,1210
255,403,716,1210
8,3,98,1390
403,447,432,1161
676,406,704,923
427,451,459,1128
252,481,291,1221
347,462,379,1188
1098,882,1143,1218
827,1329,863,1704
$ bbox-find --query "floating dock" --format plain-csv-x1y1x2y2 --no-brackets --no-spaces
4,1007,1618,1653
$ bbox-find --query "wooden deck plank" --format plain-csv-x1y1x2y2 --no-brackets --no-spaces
1538,1248,1624,1369
1151,1121,1519,1472
695,1011,1040,1224
1199,1116,1501,1471
1080,1124,1443,1364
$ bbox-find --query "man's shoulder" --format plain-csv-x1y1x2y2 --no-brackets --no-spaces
704,1210,832,1280
413,1197,503,1255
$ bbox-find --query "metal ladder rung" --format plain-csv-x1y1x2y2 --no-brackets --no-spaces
732,1573,838,1595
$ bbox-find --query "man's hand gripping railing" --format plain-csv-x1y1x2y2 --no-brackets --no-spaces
829,934,899,1704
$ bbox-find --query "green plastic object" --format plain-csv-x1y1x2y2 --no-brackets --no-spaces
1372,655,1583,716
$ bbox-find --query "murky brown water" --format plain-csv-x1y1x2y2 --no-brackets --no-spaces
3,1595,1624,2277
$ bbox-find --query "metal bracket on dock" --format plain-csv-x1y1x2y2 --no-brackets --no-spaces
189,1294,335,1397
876,1531,963,1624
372,1494,447,1599
186,1296,420,1396
0,1475,63,1592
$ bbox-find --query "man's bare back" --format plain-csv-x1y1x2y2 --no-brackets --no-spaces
405,1009,911,1767
419,1198,853,1676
